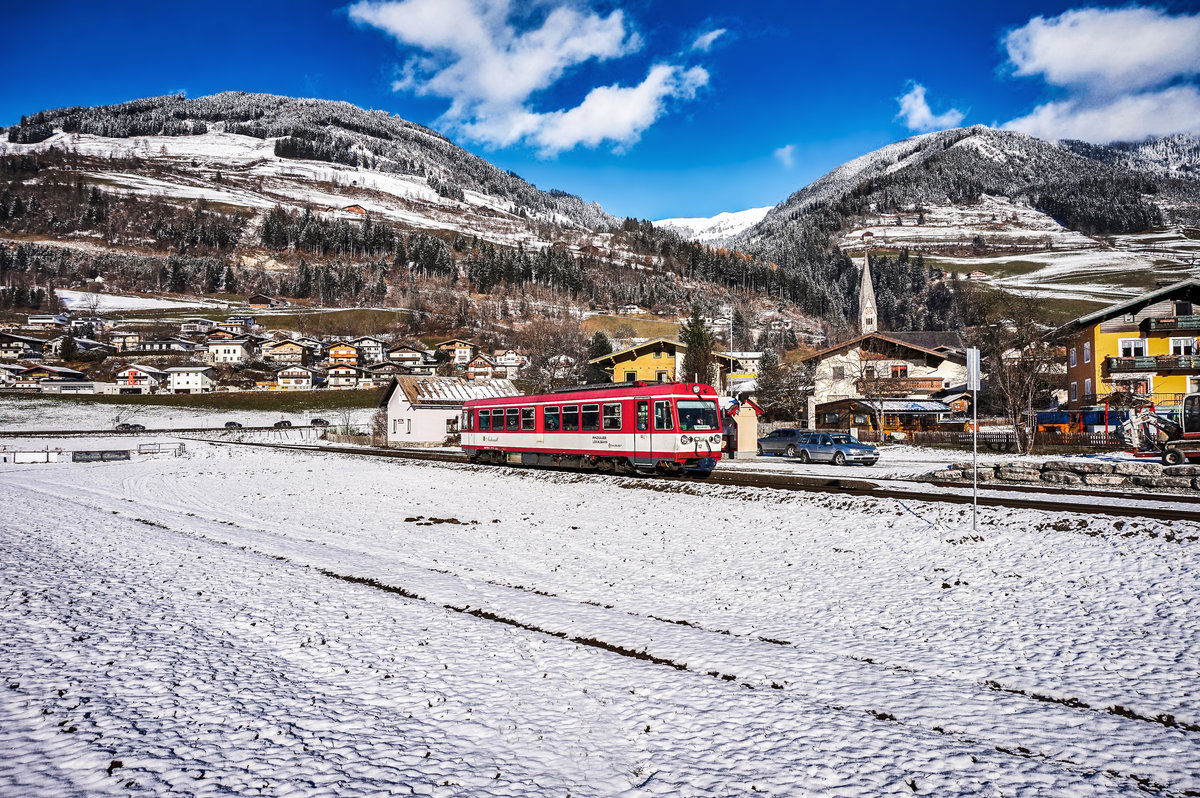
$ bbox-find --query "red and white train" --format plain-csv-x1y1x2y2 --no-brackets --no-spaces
461,381,723,475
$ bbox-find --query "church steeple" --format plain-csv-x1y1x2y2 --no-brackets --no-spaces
858,253,878,334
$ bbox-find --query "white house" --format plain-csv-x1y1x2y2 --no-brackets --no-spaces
207,339,252,364
166,366,216,394
352,336,387,365
327,364,367,389
379,376,520,445
180,317,217,334
276,365,320,391
114,363,168,393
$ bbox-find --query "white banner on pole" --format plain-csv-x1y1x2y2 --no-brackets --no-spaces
966,347,981,391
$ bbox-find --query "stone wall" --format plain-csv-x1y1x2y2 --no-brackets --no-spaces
924,460,1200,491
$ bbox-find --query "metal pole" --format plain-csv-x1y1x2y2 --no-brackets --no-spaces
972,386,978,533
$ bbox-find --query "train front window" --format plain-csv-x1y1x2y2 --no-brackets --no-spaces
521,407,535,430
581,404,600,431
653,400,674,431
1186,395,1200,434
505,408,519,431
677,399,718,431
544,406,560,431
478,410,490,431
562,405,580,431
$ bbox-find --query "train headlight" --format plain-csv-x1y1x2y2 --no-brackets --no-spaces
680,435,692,444
711,434,722,443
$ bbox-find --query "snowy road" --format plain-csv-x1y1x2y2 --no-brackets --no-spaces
2,443,1198,796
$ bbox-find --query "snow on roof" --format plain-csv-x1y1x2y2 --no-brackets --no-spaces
388,376,521,407
877,399,951,413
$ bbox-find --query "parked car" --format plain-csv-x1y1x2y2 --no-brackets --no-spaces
758,429,879,465
310,418,330,427
224,421,243,429
115,422,134,431
273,420,292,428
757,428,807,457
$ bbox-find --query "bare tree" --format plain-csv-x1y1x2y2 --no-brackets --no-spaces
964,287,1061,454
514,318,587,393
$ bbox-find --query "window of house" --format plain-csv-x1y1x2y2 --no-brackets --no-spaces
822,411,840,425
581,404,601,431
602,403,622,430
653,400,674,431
623,371,637,382
1083,342,1091,363
832,366,845,380
544,406,560,431
853,413,869,425
1084,378,1092,399
884,414,900,428
891,365,909,379
1171,337,1196,356
505,408,520,431
562,405,580,431
1119,339,1146,358
1070,382,1078,402
521,407,535,431
1176,301,1193,316
654,351,663,358
1069,348,1077,367
864,366,875,380
656,371,668,381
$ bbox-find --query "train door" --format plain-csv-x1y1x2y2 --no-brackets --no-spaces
634,399,652,467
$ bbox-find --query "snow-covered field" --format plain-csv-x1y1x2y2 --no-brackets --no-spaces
0,395,375,432
2,441,1197,796
57,289,224,313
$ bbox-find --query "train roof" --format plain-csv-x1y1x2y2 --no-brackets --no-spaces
464,380,717,408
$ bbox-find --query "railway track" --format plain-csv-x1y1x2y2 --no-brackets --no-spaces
199,438,1200,524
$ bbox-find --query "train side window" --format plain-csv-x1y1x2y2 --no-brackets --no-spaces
653,400,674,431
521,407,535,430
636,401,649,431
490,409,505,430
581,404,600,431
506,408,520,431
602,402,621,430
544,406,560,431
478,410,490,431
562,405,580,431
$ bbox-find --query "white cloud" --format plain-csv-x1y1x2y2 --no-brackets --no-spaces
349,0,708,154
774,144,795,168
895,83,965,132
1001,5,1200,142
1004,6,1200,95
691,28,726,52
1004,86,1200,141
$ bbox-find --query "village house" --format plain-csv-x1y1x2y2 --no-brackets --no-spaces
379,376,521,445
138,338,199,354
801,332,968,433
0,362,24,387
436,338,475,365
464,353,499,380
352,336,387,366
46,335,116,358
247,294,289,309
25,314,69,331
207,339,253,365
275,365,321,391
107,330,143,351
17,364,87,387
326,342,360,366
586,337,744,390
165,366,216,394
262,339,309,364
492,349,528,379
327,364,368,389
215,319,249,335
114,364,168,393
180,317,217,334
1053,279,1200,413
0,332,48,360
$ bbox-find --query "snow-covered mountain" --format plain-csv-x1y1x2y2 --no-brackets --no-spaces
653,206,772,245
2,92,616,241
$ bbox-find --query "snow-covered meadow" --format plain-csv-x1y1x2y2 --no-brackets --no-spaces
2,440,1198,796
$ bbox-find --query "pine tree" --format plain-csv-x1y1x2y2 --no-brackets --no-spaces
585,331,613,383
679,305,714,385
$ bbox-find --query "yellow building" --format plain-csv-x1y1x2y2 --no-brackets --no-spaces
587,337,740,388
1054,280,1200,410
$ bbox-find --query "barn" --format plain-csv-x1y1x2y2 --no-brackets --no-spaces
379,376,520,445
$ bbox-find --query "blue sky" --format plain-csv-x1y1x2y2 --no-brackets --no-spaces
4,1,1200,219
